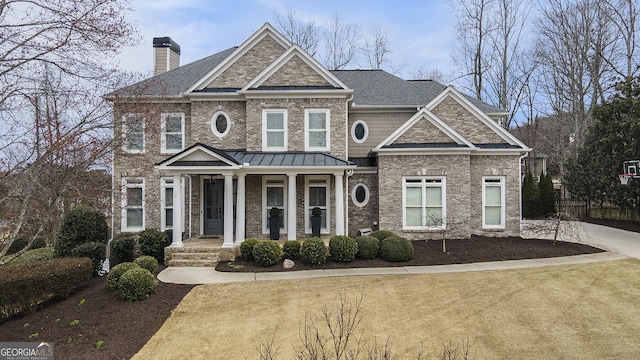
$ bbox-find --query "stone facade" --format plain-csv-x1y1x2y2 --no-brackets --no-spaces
431,97,505,144
395,115,452,144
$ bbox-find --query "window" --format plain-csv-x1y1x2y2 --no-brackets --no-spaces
403,177,446,229
211,111,230,138
161,178,174,231
305,109,330,151
161,113,184,153
351,120,368,143
263,110,287,151
483,177,505,228
263,177,287,233
305,176,330,233
121,178,144,231
351,183,369,207
122,114,144,153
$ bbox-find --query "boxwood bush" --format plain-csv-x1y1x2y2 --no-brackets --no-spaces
139,228,171,263
134,255,159,274
355,236,380,259
54,207,109,258
379,236,414,262
2,247,54,267
252,241,282,267
107,262,140,292
329,235,358,263
71,242,106,276
0,258,92,323
239,238,260,261
283,240,301,260
301,237,327,266
110,233,136,264
369,230,396,242
118,267,157,302
7,236,47,255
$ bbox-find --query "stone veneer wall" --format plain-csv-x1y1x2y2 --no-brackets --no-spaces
431,97,505,144
347,172,379,237
191,101,246,149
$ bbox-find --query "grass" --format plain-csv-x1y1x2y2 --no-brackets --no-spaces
132,259,640,359
0,247,54,266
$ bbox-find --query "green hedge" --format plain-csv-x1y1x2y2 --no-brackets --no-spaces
301,237,327,266
6,236,47,255
134,255,159,274
369,230,396,242
355,236,380,259
110,234,136,263
71,242,106,276
379,236,414,262
329,236,358,263
283,240,301,260
2,247,54,267
139,228,171,262
118,268,157,302
0,258,93,323
239,238,260,261
54,207,109,258
252,241,282,267
107,262,140,292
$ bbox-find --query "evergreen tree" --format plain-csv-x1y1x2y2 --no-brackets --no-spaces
522,171,540,218
539,172,556,216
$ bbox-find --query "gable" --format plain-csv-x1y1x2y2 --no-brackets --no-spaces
261,55,332,87
206,35,286,89
394,114,457,144
431,96,506,144
157,143,240,171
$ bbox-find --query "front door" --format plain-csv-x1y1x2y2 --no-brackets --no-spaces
204,179,224,235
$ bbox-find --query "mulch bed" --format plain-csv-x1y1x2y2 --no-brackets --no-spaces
0,218,633,359
215,235,604,273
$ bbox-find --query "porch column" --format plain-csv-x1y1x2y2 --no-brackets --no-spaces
222,174,234,248
170,175,183,247
287,174,297,240
235,174,246,244
335,173,345,235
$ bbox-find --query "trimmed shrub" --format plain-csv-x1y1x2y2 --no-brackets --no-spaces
118,267,157,302
107,262,140,292
239,238,260,261
355,236,380,259
7,236,47,255
252,241,282,267
369,230,396,242
110,234,136,263
0,258,92,323
329,235,358,263
139,228,171,262
54,207,109,258
301,237,327,266
134,255,159,274
2,247,54,266
71,242,106,276
283,240,301,260
379,236,414,262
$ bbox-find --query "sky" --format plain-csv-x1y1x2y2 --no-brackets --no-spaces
116,0,458,81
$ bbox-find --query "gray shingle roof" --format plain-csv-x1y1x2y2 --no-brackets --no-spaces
408,79,507,115
107,47,237,97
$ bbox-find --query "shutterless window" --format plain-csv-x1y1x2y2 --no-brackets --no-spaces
161,178,174,230
351,120,368,143
306,177,330,233
263,110,287,150
483,177,505,228
211,111,230,138
161,113,184,153
305,109,329,151
403,177,446,229
122,178,144,231
351,183,370,207
264,178,286,232
122,114,144,153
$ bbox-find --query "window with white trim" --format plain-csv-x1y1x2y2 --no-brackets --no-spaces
305,176,330,233
161,113,184,153
211,111,230,138
263,110,287,151
403,177,446,229
161,178,174,231
122,114,144,153
351,183,369,207
483,177,506,228
263,177,287,233
305,109,330,151
351,120,368,143
121,178,144,231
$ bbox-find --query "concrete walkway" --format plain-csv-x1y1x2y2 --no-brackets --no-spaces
158,221,639,285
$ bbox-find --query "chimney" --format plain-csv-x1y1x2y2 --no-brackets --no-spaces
153,37,181,75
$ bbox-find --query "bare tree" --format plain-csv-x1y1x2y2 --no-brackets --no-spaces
599,0,640,79
362,26,391,70
0,0,139,258
272,7,320,57
322,14,361,70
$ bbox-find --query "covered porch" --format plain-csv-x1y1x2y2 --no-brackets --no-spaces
157,143,356,249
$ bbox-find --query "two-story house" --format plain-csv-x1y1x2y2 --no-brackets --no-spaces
106,23,530,251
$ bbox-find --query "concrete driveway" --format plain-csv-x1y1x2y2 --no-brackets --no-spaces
522,220,640,259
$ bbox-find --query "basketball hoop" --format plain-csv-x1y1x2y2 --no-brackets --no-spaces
619,174,633,185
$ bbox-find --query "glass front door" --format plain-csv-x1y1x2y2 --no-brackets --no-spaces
204,179,224,235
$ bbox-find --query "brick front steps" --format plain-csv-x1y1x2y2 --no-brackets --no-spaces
164,237,236,267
